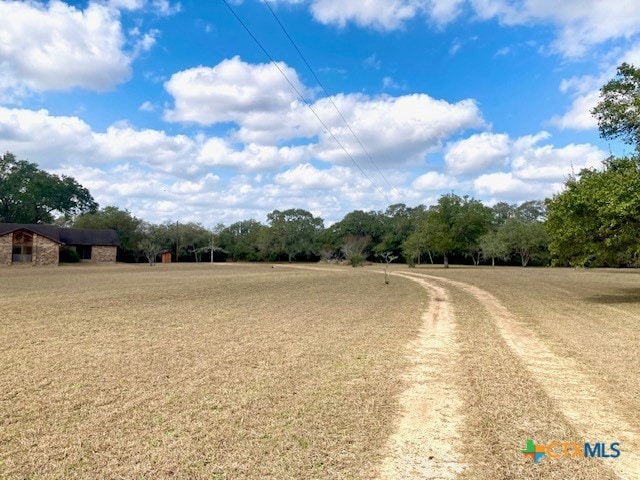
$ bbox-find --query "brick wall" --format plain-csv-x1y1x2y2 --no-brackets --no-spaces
33,234,59,266
92,245,117,263
0,234,11,266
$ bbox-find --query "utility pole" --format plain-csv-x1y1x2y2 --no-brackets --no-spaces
175,221,179,263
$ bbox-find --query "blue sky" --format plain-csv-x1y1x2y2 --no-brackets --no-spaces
2,0,639,226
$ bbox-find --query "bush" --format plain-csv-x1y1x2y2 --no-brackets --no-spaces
349,253,365,267
59,248,80,263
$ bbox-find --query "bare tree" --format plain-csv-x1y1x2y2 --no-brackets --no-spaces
378,251,398,284
341,235,369,267
138,239,162,266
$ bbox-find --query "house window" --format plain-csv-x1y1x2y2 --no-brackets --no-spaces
12,231,33,263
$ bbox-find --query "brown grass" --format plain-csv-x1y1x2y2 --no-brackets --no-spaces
403,265,640,479
0,263,424,479
3,263,640,479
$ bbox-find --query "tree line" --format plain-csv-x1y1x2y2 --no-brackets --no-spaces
2,62,640,267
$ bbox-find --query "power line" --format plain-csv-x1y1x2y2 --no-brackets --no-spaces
220,0,391,204
261,0,400,199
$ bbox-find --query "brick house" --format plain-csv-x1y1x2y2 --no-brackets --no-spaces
0,224,120,266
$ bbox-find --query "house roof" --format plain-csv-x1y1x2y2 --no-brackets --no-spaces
0,223,120,247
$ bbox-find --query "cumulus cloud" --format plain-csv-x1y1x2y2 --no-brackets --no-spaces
288,0,467,30
275,163,347,189
412,171,459,191
0,1,132,95
550,43,640,131
473,172,549,199
309,0,420,30
163,56,307,125
0,107,95,165
444,132,510,175
198,138,309,172
470,0,640,57
94,126,199,173
549,90,600,130
510,138,605,181
311,94,486,166
164,57,486,168
447,130,607,185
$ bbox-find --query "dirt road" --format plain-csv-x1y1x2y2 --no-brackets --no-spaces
376,268,639,480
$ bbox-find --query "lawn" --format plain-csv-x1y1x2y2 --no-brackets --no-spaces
2,263,640,479
0,263,424,479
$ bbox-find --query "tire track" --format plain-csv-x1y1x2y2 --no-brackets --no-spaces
377,272,465,480
403,270,640,480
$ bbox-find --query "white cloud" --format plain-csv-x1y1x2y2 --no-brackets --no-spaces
105,0,145,10
309,0,420,30
94,126,199,173
104,0,181,15
139,101,156,112
198,138,308,172
150,0,182,15
412,171,459,191
0,107,95,165
550,43,640,131
473,171,549,199
164,57,485,169
311,93,486,167
511,140,605,181
294,0,467,30
164,56,307,125
426,0,466,25
470,0,640,57
0,1,132,95
549,90,600,130
275,163,348,189
444,132,510,175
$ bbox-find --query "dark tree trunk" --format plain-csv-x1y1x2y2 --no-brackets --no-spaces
443,254,449,268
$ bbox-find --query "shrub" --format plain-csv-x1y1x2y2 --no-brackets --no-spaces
59,248,80,263
349,253,365,267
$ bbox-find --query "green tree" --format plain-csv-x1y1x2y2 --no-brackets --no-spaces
74,206,143,256
491,202,516,226
402,226,430,267
418,194,490,268
0,152,97,223
217,220,268,261
479,230,510,267
373,203,424,261
591,63,640,150
265,209,324,262
546,156,640,266
499,217,548,267
459,198,493,265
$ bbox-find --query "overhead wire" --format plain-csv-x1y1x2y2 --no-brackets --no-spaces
261,0,400,199
220,0,392,204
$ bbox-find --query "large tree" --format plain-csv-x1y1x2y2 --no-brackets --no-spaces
0,152,97,223
418,194,491,268
265,209,324,262
74,206,143,255
498,217,548,267
592,62,640,150
217,220,267,261
546,156,640,267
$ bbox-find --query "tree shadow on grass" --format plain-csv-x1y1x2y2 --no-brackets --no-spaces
584,288,640,304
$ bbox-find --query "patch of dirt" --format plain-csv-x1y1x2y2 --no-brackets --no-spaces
405,271,640,480
377,273,466,479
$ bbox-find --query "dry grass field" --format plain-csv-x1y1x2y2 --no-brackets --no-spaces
0,263,424,479
1,263,640,479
